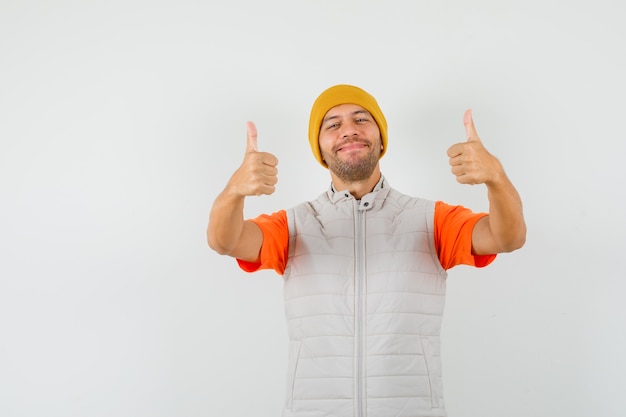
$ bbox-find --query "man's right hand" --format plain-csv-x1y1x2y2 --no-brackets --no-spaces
226,121,279,197
207,121,276,257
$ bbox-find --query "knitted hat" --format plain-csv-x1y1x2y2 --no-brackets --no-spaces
308,84,388,168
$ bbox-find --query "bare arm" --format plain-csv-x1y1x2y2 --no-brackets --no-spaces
207,122,278,261
471,171,526,254
447,110,526,255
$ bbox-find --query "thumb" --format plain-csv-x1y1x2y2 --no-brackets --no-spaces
463,109,479,142
246,121,258,152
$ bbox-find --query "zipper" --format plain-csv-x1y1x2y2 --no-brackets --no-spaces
355,203,367,417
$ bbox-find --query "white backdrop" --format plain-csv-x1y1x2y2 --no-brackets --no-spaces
1,1,625,416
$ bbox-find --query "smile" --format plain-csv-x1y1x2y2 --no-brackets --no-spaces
336,142,369,152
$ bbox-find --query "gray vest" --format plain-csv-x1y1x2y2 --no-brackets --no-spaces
282,178,448,417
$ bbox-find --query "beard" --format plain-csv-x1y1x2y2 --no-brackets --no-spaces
321,137,382,183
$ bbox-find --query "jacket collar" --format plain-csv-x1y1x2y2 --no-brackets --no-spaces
328,175,390,210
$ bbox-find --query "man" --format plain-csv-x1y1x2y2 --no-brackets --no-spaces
207,84,526,417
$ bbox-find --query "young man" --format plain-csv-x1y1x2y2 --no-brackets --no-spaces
207,84,526,417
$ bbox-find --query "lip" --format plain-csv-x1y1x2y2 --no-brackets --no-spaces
336,141,369,152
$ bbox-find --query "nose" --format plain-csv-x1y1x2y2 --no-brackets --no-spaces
339,121,358,138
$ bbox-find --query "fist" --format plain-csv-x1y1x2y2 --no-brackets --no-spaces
227,121,279,197
447,110,503,185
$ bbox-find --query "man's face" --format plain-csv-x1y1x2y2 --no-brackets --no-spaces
318,103,383,182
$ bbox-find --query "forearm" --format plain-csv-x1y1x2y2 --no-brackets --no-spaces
485,172,526,252
207,187,247,255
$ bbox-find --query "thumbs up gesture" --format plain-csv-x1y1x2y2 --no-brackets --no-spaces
226,121,279,197
447,110,504,186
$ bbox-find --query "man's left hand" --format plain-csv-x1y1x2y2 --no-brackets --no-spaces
447,109,504,186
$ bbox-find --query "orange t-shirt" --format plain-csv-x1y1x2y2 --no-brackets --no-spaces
237,201,495,274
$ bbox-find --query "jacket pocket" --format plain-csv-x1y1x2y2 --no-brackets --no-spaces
285,340,302,410
420,337,441,408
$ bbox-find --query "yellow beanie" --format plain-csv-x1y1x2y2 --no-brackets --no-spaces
308,84,388,168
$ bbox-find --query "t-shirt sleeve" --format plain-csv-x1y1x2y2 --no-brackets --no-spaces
434,201,496,270
236,210,289,275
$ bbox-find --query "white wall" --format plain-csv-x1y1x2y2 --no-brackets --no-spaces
1,1,624,416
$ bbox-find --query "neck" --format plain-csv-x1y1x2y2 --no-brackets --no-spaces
330,166,382,200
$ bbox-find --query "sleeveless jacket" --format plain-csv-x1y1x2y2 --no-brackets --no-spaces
282,177,448,417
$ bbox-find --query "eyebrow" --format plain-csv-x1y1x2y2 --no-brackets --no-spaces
322,110,371,124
